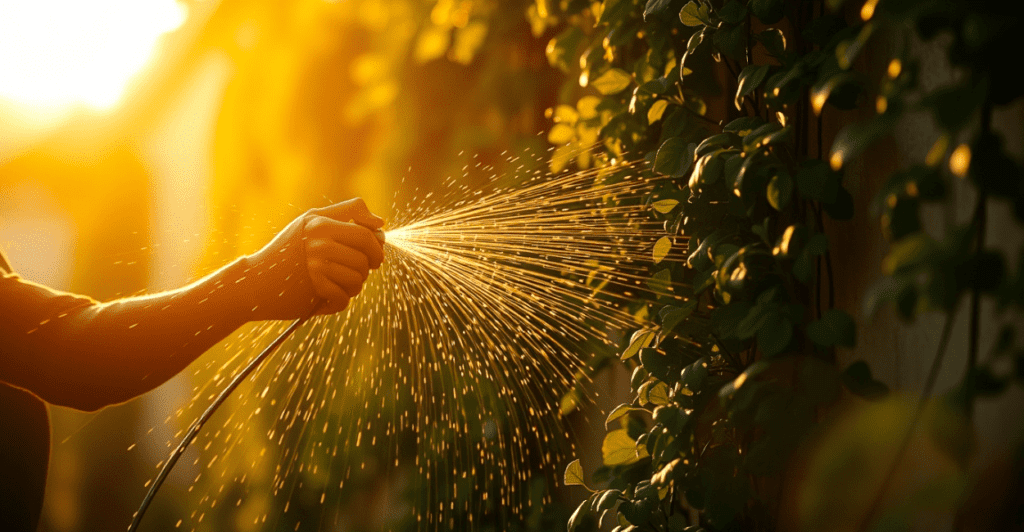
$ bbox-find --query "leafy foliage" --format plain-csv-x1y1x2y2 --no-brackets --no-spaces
534,0,1024,530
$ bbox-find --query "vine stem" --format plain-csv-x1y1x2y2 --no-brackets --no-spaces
966,101,992,420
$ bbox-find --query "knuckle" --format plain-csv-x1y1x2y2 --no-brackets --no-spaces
305,215,326,232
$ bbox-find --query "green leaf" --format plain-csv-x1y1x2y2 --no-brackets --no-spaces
592,68,633,95
652,198,680,213
841,361,889,399
689,153,724,193
647,99,670,123
648,381,671,405
679,1,704,26
742,122,783,151
680,357,709,392
713,23,747,62
568,498,593,532
653,236,672,263
717,0,747,24
695,132,740,157
757,28,787,59
806,309,856,347
751,0,784,24
643,0,676,21
653,405,690,433
641,347,684,383
622,329,657,360
602,429,646,466
565,459,590,489
661,299,697,333
654,137,696,177
723,116,766,135
596,489,622,511
767,172,793,211
605,403,641,429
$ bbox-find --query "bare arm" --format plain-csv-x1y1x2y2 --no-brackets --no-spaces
0,199,384,411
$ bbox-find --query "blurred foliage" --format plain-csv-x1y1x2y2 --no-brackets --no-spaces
537,0,1024,531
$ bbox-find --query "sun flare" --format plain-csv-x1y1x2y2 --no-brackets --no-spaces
0,0,187,117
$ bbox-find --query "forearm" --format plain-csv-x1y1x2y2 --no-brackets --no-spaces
1,257,270,410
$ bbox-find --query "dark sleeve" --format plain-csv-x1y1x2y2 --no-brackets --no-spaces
0,259,257,411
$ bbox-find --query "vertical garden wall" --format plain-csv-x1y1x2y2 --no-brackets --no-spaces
531,0,1024,531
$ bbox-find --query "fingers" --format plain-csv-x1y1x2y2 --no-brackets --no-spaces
307,239,369,278
305,216,384,269
308,269,351,311
311,198,384,230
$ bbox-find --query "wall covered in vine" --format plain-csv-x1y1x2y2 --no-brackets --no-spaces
529,0,1024,530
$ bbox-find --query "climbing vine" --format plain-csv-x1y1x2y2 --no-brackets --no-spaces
534,0,1024,530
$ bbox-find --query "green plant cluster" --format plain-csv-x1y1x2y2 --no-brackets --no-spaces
533,0,1024,530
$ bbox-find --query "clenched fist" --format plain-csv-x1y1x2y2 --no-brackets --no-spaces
245,198,385,319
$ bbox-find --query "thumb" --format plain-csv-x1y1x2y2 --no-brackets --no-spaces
314,198,384,229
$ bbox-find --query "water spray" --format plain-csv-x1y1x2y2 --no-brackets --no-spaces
127,227,386,532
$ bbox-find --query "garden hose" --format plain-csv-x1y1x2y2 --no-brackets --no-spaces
127,227,385,532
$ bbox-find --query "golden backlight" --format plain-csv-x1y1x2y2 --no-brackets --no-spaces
0,0,186,116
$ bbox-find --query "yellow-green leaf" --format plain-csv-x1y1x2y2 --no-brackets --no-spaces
622,329,656,360
602,429,644,466
647,99,669,123
592,68,633,95
649,381,671,405
652,199,679,213
605,403,637,429
564,458,589,488
548,123,575,145
653,236,672,263
679,1,703,26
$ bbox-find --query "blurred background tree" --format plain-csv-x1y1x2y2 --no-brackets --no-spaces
2,0,575,530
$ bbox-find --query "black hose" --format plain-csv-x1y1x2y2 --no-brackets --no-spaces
127,307,317,532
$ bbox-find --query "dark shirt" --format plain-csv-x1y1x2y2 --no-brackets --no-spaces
1,249,57,531
0,248,257,531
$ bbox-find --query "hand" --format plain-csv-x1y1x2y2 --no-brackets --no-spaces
245,198,385,319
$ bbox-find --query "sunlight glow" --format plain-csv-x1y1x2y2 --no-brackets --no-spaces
0,0,187,115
